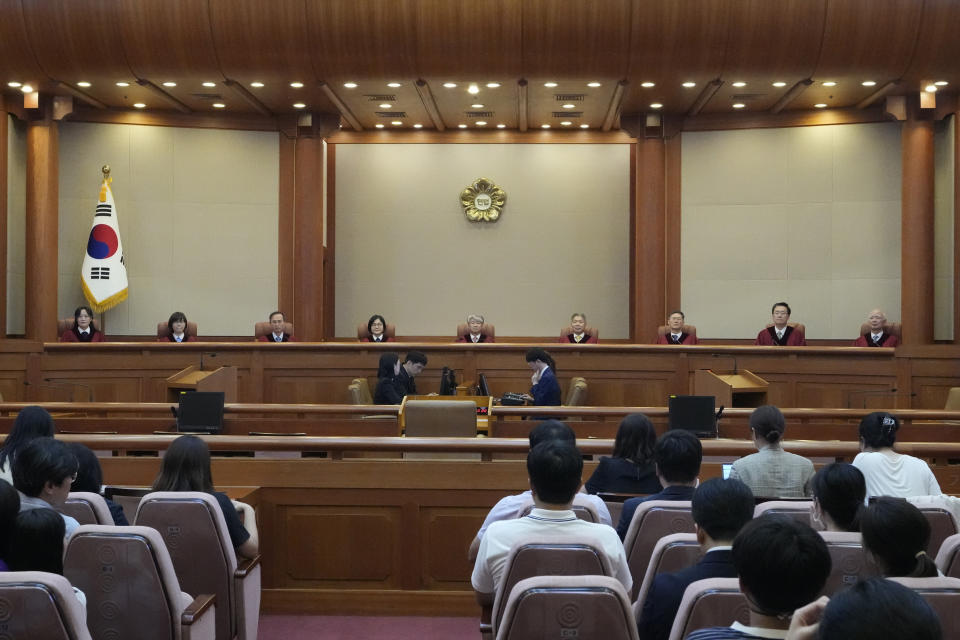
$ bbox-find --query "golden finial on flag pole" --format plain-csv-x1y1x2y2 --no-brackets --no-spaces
102,164,111,178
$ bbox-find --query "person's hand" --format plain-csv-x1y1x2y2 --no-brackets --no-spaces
521,393,534,403
786,596,828,640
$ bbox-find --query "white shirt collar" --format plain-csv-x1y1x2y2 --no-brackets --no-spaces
173,332,185,342
470,333,481,342
273,332,284,341
730,622,788,638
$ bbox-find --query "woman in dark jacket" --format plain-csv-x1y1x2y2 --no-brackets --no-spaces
585,413,662,495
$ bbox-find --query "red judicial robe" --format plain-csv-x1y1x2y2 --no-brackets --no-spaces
656,332,698,345
257,333,297,342
59,328,106,343
363,335,392,343
754,326,805,346
560,333,598,344
457,333,493,343
853,332,898,347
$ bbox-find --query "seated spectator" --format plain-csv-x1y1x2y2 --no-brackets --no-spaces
730,405,814,498
363,314,391,342
373,352,405,405
522,348,561,406
616,430,702,539
59,305,105,343
67,443,128,526
787,578,941,640
637,478,755,640
257,310,296,342
152,435,258,559
657,310,698,345
471,440,631,598
754,301,805,346
0,479,20,570
860,497,938,578
560,313,597,344
11,437,79,539
853,309,899,347
457,314,493,343
809,463,866,532
853,412,941,499
470,420,612,558
687,516,831,640
584,413,662,495
0,406,55,484
8,509,87,613
397,351,428,396
159,311,196,343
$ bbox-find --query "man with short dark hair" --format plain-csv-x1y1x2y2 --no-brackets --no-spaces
755,302,805,346
471,441,631,597
397,351,428,395
257,310,297,342
686,516,831,640
616,429,703,539
12,437,80,538
637,478,755,640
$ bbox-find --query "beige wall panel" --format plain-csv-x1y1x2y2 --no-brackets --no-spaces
934,116,954,341
334,144,630,338
58,122,279,336
830,280,900,340
6,116,26,334
682,123,901,340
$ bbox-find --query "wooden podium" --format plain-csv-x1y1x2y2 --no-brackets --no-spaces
694,369,768,408
165,365,238,403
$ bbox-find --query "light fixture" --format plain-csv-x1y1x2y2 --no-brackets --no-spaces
387,82,401,88
562,103,575,109
682,82,696,88
560,121,572,126
290,82,304,88
133,102,146,108
458,124,467,128
541,124,550,129
7,81,21,88
732,103,745,109
471,103,484,108
212,102,225,108
580,124,589,129
379,103,392,108
496,124,506,128
293,102,306,109
343,82,358,88
814,103,827,108
202,81,216,88
116,82,129,87
251,82,264,88
772,81,787,88
732,81,746,87
935,81,949,86
20,85,34,93
77,81,92,88
925,84,937,93
468,83,480,94
650,103,663,109
486,82,501,88
413,123,423,129
862,80,876,87
641,82,655,88
822,81,837,87
443,82,457,88
544,82,558,88
476,121,487,126
587,82,601,88
161,81,176,88
391,120,402,125
375,124,384,128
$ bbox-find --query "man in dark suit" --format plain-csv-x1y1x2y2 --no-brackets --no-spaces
636,478,755,640
257,310,297,342
396,351,427,395
457,314,493,343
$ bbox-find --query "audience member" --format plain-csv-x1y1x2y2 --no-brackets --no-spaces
0,479,20,570
730,405,814,498
560,313,597,344
160,311,196,342
853,309,899,347
616,430,702,539
0,406,55,484
584,413,662,495
152,435,259,558
852,412,941,498
67,442,128,526
522,348,561,406
11,437,79,539
637,478,755,640
860,497,938,578
686,516,831,640
59,305,105,343
373,352,404,404
364,314,391,342
8,508,87,613
471,440,631,598
458,314,493,343
754,302,806,346
258,310,296,342
397,351,428,396
809,463,866,532
657,310,698,345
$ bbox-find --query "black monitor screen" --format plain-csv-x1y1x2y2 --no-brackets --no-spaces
439,367,456,396
477,373,490,397
177,391,225,433
668,395,716,437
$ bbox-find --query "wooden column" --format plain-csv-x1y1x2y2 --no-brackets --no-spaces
0,96,8,338
633,136,667,343
901,103,935,345
291,134,325,341
25,103,59,342
954,108,960,344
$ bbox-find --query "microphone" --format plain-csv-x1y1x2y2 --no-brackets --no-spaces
200,352,217,370
715,405,725,421
846,388,898,409
711,353,738,374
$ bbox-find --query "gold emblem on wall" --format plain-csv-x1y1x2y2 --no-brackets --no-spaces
460,178,506,222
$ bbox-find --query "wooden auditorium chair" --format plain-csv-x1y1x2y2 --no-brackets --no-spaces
564,376,588,406
558,324,599,343
817,531,877,596
455,322,495,342
0,571,92,640
888,576,960,631
135,492,261,640
496,575,639,640
631,532,701,622
656,324,698,343
764,321,805,341
254,320,295,341
621,500,696,600
157,320,199,341
753,500,813,525
905,496,960,555
935,534,960,579
858,320,902,343
64,525,217,640
357,322,396,341
60,491,114,525
57,317,101,335
667,577,748,640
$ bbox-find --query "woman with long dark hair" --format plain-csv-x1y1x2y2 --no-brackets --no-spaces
0,406,55,485
860,497,939,578
523,348,561,406
373,352,404,404
584,414,662,495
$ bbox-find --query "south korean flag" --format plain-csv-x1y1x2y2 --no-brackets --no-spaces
81,169,128,312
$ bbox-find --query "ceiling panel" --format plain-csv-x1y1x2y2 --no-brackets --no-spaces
0,0,46,87
415,0,521,80
720,0,825,78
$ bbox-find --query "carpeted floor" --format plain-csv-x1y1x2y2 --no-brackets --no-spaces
258,615,477,639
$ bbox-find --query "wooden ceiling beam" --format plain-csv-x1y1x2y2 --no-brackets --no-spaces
224,79,273,117
136,79,192,113
319,82,362,132
517,79,528,132
770,79,814,114
414,79,445,131
602,80,628,132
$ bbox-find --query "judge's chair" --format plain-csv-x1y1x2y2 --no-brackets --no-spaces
254,320,295,340
157,320,199,341
357,322,396,341
60,491,114,525
64,524,217,640
0,571,92,640
857,320,901,342
656,324,698,342
558,325,599,343
564,376,588,408
455,322,495,342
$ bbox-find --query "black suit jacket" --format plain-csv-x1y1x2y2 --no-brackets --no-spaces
637,549,736,640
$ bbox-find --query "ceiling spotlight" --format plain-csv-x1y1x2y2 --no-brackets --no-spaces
732,81,747,87
133,102,146,108
379,103,392,108
20,85,34,93
496,124,506,128
77,81,92,88
822,81,837,87
476,121,487,126
250,82,264,88
935,81,949,86
544,82,558,88
7,82,21,88
343,82,358,88
413,123,423,129
562,103,575,109
471,103,484,108
580,124,589,129
541,124,551,129
468,83,480,94
650,103,663,109
925,84,938,93
486,82,501,88
375,124,384,128
116,82,129,87
772,81,787,88
202,81,217,87
293,102,306,109
641,82,655,88
458,124,467,128
161,81,176,88
213,103,225,108
732,103,745,109
814,103,827,108
391,121,402,125
861,80,876,87
290,82,304,88
387,82,401,88
443,82,457,88
682,82,696,88
560,121,572,126
587,82,601,88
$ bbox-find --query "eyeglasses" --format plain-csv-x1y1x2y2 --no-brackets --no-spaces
69,471,78,483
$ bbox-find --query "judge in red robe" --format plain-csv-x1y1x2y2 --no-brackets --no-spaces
853,309,899,347
755,302,806,346
656,310,698,345
257,311,298,342
559,313,598,344
59,306,106,343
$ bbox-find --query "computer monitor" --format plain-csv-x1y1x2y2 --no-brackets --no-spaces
177,391,225,433
668,395,717,438
439,367,456,396
477,372,490,397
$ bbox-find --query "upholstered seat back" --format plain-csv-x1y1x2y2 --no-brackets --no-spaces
403,400,476,437
818,531,877,596
61,491,114,525
349,378,373,405
565,376,588,406
622,500,695,599
858,321,901,339
558,325,599,342
58,317,100,335
668,577,748,640
632,533,700,621
936,533,960,579
254,321,294,339
764,321,805,339
157,321,199,340
357,322,396,341
753,500,813,525
0,571,92,640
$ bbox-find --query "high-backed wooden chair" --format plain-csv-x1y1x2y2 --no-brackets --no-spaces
60,491,114,525
456,322,495,342
622,500,696,600
631,532,701,622
668,577,748,640
558,325,599,343
0,571,92,640
254,321,294,340
564,376,588,406
157,320,199,341
357,322,396,341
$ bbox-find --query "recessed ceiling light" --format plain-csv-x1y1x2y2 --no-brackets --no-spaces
133,102,146,108
560,121,572,126
468,84,480,94
814,103,827,108
375,124,384,129
20,85,34,93
290,82,304,88
822,81,837,87
343,82,357,88
161,81,176,88
212,103,225,108
541,124,550,129
580,124,589,129
732,103,745,109
413,123,423,129
732,81,747,87
650,103,663,109
379,103,392,108
116,82,129,87
458,124,467,128
772,82,787,88
387,82,401,88
925,84,937,93
587,82,601,88
443,82,457,88
641,82,655,88
497,124,506,129
682,82,696,88
935,81,948,86
391,121,402,125
7,82,21,88
476,121,487,126
562,103,575,109
77,81,92,88
486,82,501,88
862,80,876,87
471,103,484,108
293,102,306,109
251,82,264,88
202,81,217,88
544,82,558,88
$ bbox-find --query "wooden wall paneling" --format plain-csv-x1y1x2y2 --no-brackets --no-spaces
322,143,335,340
0,0,46,85
664,134,682,314
0,94,7,338
277,133,295,320
415,0,521,79
420,505,486,588
292,135,324,341
955,108,960,345
25,105,58,342
633,136,667,343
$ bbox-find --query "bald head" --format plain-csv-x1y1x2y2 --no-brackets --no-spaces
867,309,887,331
